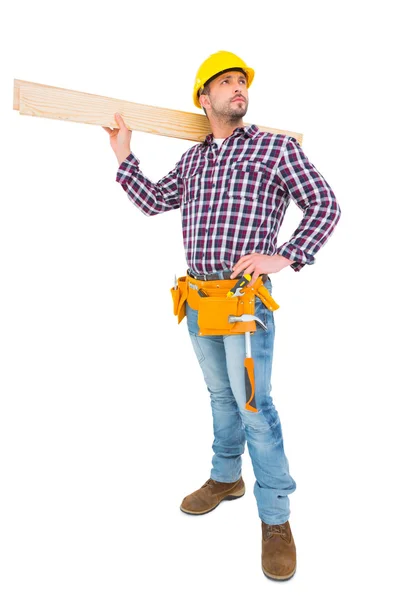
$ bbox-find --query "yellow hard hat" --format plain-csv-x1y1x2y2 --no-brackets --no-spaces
193,50,255,109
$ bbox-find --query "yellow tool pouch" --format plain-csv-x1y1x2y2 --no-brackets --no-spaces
197,295,246,335
170,276,189,324
171,274,279,335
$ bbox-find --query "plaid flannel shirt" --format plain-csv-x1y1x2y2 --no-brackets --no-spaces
116,125,341,274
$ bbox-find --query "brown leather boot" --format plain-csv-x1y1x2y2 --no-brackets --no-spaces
261,520,296,581
180,477,245,515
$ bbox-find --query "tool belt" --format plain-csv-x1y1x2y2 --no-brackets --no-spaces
170,274,279,336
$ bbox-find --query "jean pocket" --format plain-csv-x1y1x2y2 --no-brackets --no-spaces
189,332,205,364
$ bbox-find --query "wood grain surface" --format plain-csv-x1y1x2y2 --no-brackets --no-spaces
13,79,303,145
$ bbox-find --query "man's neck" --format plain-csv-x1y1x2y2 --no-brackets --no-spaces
209,117,245,139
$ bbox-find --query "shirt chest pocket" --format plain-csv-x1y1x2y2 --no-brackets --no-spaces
227,160,269,199
181,165,204,205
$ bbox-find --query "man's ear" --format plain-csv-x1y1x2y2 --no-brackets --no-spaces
199,93,211,112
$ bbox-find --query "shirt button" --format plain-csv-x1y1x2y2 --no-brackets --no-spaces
212,184,216,188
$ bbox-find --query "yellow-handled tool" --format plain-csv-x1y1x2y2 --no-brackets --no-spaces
228,314,268,412
227,275,280,311
257,284,280,311
226,274,251,297
244,331,257,412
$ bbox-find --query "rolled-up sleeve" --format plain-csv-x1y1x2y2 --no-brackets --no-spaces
275,138,341,271
116,152,182,216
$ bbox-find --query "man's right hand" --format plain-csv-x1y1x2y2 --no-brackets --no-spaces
102,113,132,165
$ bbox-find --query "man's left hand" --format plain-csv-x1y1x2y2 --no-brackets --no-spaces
230,253,294,287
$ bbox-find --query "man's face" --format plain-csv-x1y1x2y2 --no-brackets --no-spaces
200,70,249,120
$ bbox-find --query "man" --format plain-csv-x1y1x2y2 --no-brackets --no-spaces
103,50,341,581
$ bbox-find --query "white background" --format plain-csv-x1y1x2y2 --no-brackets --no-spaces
1,1,399,598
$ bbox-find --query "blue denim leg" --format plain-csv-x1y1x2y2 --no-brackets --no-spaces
186,279,296,525
186,304,246,483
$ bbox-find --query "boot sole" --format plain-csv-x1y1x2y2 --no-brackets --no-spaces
180,488,245,515
262,565,296,581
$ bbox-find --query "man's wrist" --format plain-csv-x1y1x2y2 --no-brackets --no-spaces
276,254,295,268
116,150,131,165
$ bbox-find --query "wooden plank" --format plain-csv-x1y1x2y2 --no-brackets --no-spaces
13,79,303,145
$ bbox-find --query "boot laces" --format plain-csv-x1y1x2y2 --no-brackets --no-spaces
264,523,288,539
202,478,216,489
267,524,285,535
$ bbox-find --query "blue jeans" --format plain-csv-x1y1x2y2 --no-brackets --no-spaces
185,276,296,525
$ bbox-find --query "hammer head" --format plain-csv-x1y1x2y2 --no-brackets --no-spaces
228,314,267,331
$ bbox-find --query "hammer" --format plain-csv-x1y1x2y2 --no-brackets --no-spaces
228,314,267,412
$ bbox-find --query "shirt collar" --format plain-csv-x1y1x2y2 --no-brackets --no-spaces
203,124,259,147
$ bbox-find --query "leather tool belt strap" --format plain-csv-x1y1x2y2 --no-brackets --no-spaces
171,274,279,336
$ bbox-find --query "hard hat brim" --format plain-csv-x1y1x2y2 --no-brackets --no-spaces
194,66,255,109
